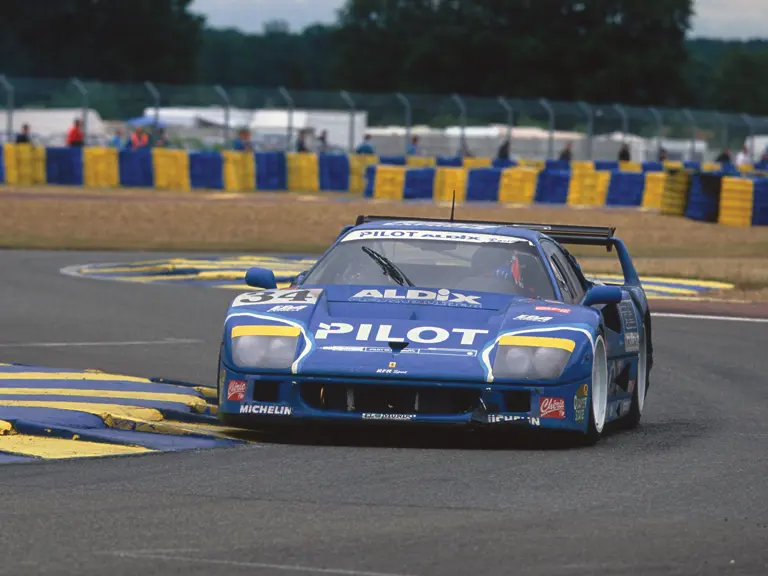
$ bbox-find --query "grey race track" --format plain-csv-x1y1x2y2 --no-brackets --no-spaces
1,250,767,576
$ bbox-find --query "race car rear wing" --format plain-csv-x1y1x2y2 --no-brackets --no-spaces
355,215,615,246
353,215,640,286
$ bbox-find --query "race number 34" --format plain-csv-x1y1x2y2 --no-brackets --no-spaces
232,289,323,307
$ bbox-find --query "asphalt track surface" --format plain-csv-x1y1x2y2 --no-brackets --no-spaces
1,250,768,576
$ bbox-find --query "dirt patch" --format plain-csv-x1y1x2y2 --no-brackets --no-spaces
2,185,768,299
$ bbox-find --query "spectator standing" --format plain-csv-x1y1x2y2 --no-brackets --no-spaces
15,123,31,144
130,126,149,149
407,136,419,156
154,128,169,148
558,142,572,161
735,146,749,166
355,135,375,155
66,119,84,147
110,128,124,148
296,130,309,152
658,147,668,162
233,128,253,151
715,148,732,163
618,143,631,162
317,130,329,154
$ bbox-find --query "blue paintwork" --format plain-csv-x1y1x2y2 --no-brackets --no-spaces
217,220,651,436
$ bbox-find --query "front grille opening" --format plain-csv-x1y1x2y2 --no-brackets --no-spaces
299,383,480,416
253,380,280,402
504,390,531,412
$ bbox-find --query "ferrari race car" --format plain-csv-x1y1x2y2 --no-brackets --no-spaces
217,215,654,443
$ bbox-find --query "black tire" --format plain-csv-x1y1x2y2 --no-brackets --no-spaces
582,332,609,446
622,315,651,430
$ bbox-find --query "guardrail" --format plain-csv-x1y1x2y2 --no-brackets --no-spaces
1,144,766,226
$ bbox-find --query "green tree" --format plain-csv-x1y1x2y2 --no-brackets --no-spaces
712,48,768,116
0,0,204,84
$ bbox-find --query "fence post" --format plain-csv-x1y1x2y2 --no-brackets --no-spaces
340,91,356,153
497,97,513,143
714,112,729,151
70,78,89,144
144,81,160,129
396,93,412,156
741,114,755,161
451,94,467,155
278,87,294,152
214,85,231,146
0,75,13,143
539,98,555,159
682,108,697,161
613,103,628,140
577,101,593,160
647,107,663,159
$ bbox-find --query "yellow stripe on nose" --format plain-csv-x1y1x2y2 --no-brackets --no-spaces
498,335,576,352
231,325,300,338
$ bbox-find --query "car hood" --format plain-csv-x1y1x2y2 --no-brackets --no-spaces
225,285,598,382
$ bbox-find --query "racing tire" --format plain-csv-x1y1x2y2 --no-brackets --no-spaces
582,333,609,445
621,315,651,430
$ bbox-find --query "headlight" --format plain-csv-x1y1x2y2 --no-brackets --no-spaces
230,325,300,370
492,335,574,380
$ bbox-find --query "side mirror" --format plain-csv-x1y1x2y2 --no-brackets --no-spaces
582,285,623,307
245,267,277,289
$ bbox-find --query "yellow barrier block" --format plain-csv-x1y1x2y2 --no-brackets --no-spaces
660,169,689,216
576,171,611,206
619,161,642,173
518,159,545,171
83,147,119,188
222,150,255,192
3,143,46,185
373,165,407,200
498,167,537,204
286,152,320,193
663,160,683,170
152,149,191,191
718,177,754,227
407,156,436,167
571,161,596,173
349,154,378,195
434,167,467,203
462,157,492,169
702,162,721,172
642,172,666,210
567,164,597,206
737,164,754,173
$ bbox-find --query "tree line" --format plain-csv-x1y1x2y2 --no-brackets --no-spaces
0,0,766,116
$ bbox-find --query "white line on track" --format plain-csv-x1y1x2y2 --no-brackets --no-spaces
104,551,417,576
652,312,768,323
0,338,204,348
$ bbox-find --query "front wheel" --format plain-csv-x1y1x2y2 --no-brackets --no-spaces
583,334,609,445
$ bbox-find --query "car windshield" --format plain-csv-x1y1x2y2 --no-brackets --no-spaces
302,230,557,299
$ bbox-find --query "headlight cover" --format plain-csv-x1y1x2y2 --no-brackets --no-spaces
230,325,300,370
492,335,575,381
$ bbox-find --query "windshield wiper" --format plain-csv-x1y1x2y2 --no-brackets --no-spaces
361,246,415,287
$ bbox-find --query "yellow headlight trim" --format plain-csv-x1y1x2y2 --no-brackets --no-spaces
497,335,576,352
231,325,301,338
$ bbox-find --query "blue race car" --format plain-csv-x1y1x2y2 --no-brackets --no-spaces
217,215,653,444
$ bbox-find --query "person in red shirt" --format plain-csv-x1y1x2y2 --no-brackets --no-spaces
130,126,149,149
66,119,84,147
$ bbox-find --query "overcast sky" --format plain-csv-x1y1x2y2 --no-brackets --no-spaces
190,0,767,39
